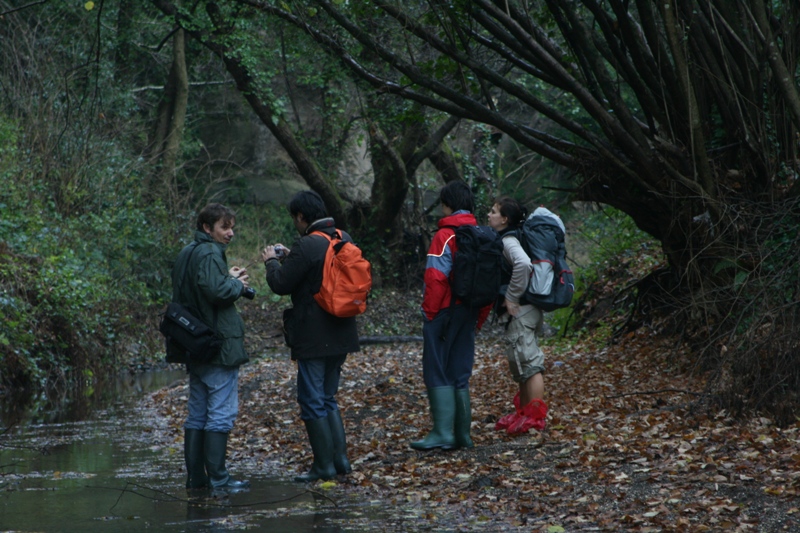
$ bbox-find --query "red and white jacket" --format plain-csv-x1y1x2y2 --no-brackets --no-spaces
422,212,491,327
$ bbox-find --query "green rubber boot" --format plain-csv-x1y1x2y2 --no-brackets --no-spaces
454,388,474,449
204,431,250,493
184,428,208,489
294,416,337,482
328,410,352,475
410,386,456,451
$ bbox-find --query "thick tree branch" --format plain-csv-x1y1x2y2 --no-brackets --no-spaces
659,0,715,200
748,0,800,131
405,114,460,177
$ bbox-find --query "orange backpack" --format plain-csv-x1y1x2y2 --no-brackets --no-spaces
311,230,372,317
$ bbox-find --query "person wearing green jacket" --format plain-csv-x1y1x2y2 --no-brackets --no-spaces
167,203,251,493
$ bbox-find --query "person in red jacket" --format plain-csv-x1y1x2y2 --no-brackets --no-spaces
411,180,485,451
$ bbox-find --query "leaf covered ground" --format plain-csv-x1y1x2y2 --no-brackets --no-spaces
146,291,800,532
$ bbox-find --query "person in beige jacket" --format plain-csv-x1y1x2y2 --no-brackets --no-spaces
487,196,548,434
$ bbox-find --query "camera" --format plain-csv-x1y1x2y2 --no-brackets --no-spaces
242,286,256,300
274,245,287,259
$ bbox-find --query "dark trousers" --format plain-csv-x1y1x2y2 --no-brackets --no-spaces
297,354,346,420
422,305,479,389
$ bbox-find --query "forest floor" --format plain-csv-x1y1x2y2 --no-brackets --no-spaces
144,290,800,532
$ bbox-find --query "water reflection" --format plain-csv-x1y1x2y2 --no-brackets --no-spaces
0,370,385,532
0,368,186,426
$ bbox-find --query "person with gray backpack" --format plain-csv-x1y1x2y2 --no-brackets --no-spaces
487,196,571,435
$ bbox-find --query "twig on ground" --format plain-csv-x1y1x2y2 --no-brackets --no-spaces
607,388,701,399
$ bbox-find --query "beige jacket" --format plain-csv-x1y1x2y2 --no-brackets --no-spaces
501,233,532,305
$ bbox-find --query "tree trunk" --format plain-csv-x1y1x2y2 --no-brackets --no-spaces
368,122,409,233
146,28,188,201
159,29,188,191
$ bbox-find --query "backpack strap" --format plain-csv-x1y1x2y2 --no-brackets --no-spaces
309,230,341,296
441,224,462,341
312,229,350,254
311,229,340,242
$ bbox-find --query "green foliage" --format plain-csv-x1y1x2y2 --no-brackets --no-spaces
0,111,175,390
574,206,661,286
760,223,800,303
544,206,663,339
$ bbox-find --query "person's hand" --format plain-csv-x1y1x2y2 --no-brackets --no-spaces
230,266,250,286
273,243,288,259
504,298,521,317
261,246,277,262
262,244,288,262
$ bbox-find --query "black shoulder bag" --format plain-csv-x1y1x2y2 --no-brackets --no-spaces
159,243,222,364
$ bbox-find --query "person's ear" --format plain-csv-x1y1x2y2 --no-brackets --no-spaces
202,222,212,234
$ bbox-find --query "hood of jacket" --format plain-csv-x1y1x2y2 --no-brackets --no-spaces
437,212,477,229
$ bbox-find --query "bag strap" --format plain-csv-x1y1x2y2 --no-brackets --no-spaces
176,242,218,331
176,242,200,296
312,229,351,254
310,229,342,242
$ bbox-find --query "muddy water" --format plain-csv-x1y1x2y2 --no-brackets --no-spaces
0,371,385,532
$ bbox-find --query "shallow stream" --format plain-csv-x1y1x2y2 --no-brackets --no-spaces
0,370,385,532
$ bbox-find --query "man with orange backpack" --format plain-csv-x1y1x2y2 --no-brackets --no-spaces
262,190,363,482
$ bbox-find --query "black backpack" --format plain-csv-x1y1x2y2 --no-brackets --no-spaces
517,208,575,312
449,224,504,309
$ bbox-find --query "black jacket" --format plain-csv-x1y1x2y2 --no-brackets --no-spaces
265,218,360,360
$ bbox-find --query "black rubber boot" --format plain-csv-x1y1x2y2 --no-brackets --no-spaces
294,416,337,483
410,386,456,451
184,428,209,489
327,410,352,475
454,388,474,449
204,431,250,493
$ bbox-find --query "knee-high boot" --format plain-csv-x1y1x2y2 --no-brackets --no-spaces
204,431,250,492
294,416,337,482
410,386,456,451
184,428,208,489
327,410,352,475
454,388,474,449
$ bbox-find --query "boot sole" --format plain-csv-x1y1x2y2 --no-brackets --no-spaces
410,442,457,451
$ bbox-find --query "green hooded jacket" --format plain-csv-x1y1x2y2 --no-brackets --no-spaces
166,230,248,367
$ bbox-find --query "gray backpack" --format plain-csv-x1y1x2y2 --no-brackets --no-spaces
517,207,574,312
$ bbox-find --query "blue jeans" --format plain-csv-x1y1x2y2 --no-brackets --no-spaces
296,355,346,421
185,365,239,433
422,305,478,389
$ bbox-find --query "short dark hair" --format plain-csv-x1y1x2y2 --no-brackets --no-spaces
494,196,528,229
288,190,328,222
196,203,236,232
439,180,474,213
